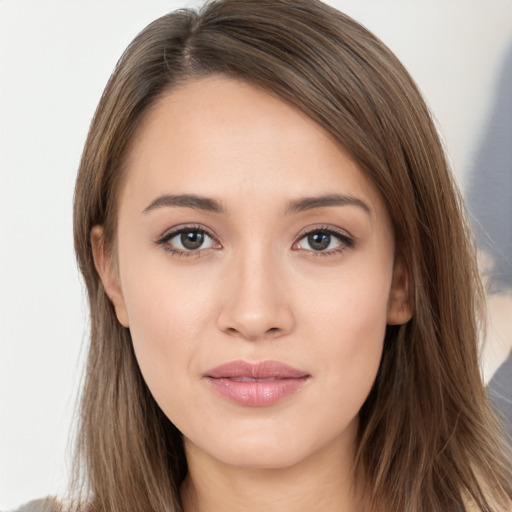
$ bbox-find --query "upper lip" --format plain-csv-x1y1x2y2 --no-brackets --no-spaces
205,360,309,379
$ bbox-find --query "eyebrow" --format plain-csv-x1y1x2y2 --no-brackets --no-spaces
143,194,226,214
142,193,371,216
284,194,371,216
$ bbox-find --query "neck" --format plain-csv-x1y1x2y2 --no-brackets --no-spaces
180,424,365,512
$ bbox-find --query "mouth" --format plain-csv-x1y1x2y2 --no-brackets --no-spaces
204,360,311,407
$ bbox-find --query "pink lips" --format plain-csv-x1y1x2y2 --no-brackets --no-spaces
204,360,310,407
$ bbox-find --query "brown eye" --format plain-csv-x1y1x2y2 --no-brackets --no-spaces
307,232,331,251
157,227,218,255
181,230,206,250
295,228,354,255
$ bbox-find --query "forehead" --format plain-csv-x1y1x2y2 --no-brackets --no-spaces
120,75,385,216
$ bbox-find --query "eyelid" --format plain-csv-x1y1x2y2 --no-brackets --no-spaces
292,224,355,255
154,224,221,256
154,223,354,258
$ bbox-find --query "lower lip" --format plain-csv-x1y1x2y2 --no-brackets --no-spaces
205,377,310,407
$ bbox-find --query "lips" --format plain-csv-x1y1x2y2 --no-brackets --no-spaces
204,360,310,407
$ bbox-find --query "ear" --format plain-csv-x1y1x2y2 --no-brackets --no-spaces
90,225,130,327
387,259,413,325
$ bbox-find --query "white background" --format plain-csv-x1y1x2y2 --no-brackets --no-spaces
1,1,511,509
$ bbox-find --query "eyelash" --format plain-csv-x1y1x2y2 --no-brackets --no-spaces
154,224,354,258
155,224,218,258
294,225,355,257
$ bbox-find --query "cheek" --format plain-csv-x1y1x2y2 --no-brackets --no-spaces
299,264,390,400
117,253,216,407
301,258,390,342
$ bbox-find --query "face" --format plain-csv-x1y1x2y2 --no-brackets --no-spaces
93,76,411,471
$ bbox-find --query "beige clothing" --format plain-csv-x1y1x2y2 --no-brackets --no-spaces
12,498,59,512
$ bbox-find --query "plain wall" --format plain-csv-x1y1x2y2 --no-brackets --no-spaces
1,1,511,509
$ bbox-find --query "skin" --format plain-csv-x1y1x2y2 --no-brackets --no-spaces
92,75,412,512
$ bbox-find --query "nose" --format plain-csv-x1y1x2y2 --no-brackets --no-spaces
216,247,295,341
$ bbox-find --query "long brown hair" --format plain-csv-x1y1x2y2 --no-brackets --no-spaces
72,1,512,510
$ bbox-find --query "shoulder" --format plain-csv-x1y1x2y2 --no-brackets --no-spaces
12,499,50,512
11,497,70,512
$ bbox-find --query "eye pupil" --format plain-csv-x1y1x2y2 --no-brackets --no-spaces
181,230,204,250
308,232,330,251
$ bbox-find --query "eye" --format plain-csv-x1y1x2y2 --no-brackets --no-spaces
294,227,354,255
156,226,220,256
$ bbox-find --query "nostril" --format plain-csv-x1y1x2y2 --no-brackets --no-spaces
217,296,295,341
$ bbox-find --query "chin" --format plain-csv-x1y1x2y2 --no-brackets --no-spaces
214,442,313,470
185,416,356,472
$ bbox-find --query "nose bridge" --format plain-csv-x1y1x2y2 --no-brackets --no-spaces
217,240,294,340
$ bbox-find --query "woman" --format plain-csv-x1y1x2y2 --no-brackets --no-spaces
25,0,512,510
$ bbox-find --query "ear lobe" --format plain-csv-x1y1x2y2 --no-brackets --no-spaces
387,259,413,325
90,226,130,327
